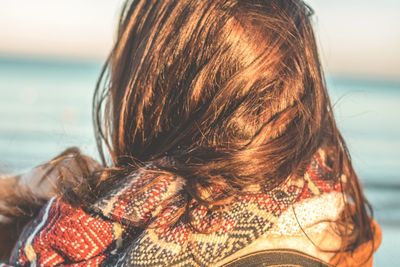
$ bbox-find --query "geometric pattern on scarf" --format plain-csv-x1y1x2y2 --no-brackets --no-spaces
6,148,342,267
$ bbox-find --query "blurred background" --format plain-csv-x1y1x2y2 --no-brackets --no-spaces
0,0,399,265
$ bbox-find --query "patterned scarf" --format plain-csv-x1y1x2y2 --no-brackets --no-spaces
3,149,342,267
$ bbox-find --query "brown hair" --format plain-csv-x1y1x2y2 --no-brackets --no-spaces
5,0,375,261
88,0,374,256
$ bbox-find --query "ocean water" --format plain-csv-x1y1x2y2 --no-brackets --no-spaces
0,56,399,265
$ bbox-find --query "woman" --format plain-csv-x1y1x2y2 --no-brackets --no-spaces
0,0,381,266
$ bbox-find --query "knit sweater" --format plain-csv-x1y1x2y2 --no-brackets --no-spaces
3,149,344,267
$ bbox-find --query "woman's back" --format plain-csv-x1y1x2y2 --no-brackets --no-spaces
0,0,380,266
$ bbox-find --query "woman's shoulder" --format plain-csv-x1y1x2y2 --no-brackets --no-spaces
329,219,382,267
214,199,382,267
213,189,345,266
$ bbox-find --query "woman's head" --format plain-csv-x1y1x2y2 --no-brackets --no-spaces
90,0,373,254
97,0,329,178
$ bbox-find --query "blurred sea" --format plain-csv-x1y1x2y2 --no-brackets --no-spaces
0,56,399,265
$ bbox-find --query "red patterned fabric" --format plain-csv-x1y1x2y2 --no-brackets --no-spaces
3,149,343,267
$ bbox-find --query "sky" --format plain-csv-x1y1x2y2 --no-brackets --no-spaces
307,0,400,80
0,0,399,80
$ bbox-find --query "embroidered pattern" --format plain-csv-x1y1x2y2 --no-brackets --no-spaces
6,149,343,267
